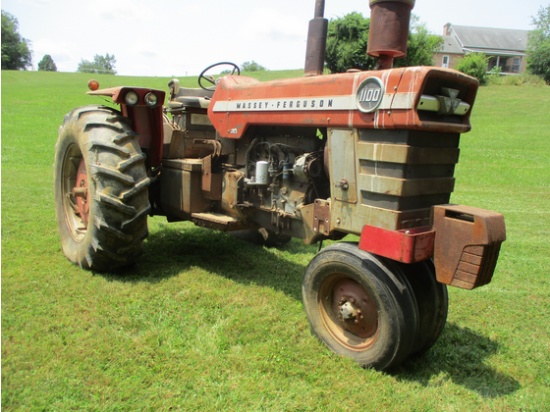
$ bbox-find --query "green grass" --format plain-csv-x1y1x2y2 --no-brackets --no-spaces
2,70,549,411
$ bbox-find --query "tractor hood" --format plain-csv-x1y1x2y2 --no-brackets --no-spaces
208,67,478,139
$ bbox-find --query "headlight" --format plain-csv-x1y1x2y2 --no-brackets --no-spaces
144,92,158,107
125,91,139,106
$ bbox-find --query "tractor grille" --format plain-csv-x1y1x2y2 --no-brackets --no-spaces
357,129,460,229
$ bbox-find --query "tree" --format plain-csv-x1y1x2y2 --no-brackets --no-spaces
1,10,32,70
77,53,117,75
38,54,57,72
394,19,443,68
325,12,376,73
456,53,489,85
241,61,266,72
325,12,443,73
527,5,550,84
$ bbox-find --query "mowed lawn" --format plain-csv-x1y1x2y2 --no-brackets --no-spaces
2,70,549,411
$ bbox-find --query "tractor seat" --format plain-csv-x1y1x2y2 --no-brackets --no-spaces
168,79,214,109
169,95,210,109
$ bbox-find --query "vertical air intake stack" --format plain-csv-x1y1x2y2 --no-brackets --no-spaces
304,0,328,76
368,0,415,69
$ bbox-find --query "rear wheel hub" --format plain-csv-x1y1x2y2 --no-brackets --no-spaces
73,158,89,227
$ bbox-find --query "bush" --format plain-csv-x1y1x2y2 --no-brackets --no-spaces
456,53,488,85
487,73,547,86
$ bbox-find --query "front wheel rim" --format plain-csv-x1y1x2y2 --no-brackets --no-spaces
318,273,380,351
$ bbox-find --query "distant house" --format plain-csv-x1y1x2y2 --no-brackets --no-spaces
434,23,529,74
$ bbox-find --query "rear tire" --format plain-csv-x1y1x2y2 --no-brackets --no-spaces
54,106,150,271
302,243,419,370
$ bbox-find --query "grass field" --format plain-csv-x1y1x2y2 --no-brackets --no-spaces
2,69,549,411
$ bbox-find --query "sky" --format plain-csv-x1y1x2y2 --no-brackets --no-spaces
2,0,546,77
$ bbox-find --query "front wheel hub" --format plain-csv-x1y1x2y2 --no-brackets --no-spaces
339,299,362,323
329,278,378,340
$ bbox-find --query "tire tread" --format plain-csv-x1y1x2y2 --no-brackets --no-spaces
54,105,150,272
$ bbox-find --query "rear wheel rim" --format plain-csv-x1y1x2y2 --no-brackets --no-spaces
61,143,88,241
318,273,379,350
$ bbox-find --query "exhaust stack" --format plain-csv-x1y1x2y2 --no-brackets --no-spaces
304,0,328,76
368,0,415,69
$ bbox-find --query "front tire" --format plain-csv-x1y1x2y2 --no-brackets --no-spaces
54,106,150,271
404,260,448,355
302,243,419,370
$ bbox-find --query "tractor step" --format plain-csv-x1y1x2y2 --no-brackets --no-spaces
191,212,245,231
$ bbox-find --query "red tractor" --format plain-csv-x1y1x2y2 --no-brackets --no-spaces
54,0,505,370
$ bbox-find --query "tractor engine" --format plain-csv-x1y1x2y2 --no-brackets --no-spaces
240,135,326,215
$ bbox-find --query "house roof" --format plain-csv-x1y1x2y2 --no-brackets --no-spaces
447,24,529,55
439,34,463,54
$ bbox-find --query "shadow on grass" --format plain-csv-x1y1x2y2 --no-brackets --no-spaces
396,323,520,398
99,222,314,301
98,222,520,397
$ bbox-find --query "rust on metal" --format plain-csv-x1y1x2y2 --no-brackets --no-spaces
73,158,89,227
313,199,331,236
333,278,378,339
318,275,380,348
432,204,506,289
304,0,328,76
191,212,246,231
368,0,416,69
220,169,245,219
200,155,222,201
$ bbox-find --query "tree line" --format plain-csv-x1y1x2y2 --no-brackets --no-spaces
2,7,550,84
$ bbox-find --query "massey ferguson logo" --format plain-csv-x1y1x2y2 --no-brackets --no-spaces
234,98,334,110
213,95,354,113
356,77,384,113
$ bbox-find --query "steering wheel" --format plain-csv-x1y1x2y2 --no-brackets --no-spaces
198,62,240,91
